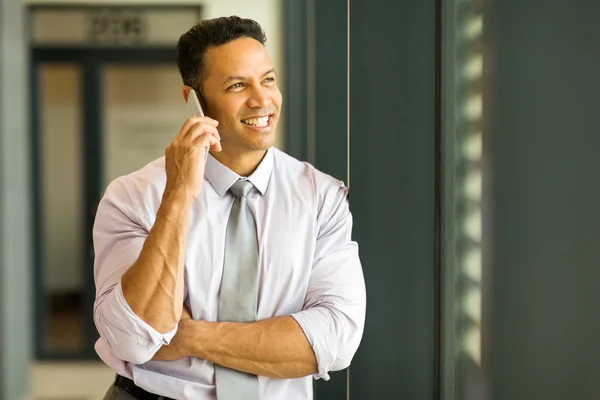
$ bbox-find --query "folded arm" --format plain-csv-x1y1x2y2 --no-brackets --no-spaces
155,183,366,380
155,315,318,379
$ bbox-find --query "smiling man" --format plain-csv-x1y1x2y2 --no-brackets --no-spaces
94,16,366,400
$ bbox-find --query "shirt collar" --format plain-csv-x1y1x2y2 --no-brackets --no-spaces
204,147,274,197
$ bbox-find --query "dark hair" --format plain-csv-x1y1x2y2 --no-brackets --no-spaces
176,16,267,95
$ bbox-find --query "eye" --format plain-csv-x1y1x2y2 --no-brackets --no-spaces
228,82,245,90
263,77,276,84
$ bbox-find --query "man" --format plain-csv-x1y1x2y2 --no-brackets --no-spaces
95,16,366,400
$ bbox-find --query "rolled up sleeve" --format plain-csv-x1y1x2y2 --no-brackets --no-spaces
93,177,177,365
291,183,366,380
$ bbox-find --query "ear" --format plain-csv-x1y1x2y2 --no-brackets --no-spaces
182,86,193,102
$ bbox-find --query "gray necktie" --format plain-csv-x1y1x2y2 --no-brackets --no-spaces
215,179,260,400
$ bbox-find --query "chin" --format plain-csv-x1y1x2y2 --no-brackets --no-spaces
250,140,274,152
250,132,276,150
229,138,274,154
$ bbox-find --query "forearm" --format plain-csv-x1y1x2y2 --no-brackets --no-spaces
121,188,192,333
179,316,318,379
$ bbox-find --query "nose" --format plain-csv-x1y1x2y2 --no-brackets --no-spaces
248,85,271,108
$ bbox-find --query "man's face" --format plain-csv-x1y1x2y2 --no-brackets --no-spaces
200,37,282,154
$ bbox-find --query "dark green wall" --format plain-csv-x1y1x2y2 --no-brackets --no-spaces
314,0,437,398
490,2,600,399
313,1,350,397
348,1,436,398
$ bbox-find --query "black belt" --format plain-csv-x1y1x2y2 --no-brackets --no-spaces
114,374,175,400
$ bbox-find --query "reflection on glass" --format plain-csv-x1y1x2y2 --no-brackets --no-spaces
40,64,85,351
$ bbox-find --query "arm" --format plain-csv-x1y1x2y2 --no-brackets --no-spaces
121,117,220,333
119,188,191,333
155,183,366,380
155,316,318,379
93,177,179,365
288,184,366,380
93,117,221,364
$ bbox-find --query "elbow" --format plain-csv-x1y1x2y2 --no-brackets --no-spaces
111,342,157,365
94,309,162,365
329,356,352,372
328,309,365,372
329,337,361,372
98,324,160,365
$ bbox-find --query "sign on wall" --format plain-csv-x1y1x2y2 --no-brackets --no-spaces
30,6,202,47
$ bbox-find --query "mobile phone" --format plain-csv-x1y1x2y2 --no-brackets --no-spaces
185,89,209,160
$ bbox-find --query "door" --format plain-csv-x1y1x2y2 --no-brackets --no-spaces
31,48,181,360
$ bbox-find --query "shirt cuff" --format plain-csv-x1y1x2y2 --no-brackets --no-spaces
291,309,338,381
111,281,178,349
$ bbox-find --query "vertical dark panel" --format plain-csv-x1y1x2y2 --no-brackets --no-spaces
491,1,600,400
315,0,348,181
84,58,103,357
434,0,443,397
311,0,438,396
313,1,350,398
348,0,437,399
284,0,309,161
30,56,46,361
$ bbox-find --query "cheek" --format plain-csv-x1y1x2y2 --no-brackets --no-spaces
271,87,283,107
213,101,241,124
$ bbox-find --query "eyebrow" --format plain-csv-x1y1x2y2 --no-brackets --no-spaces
223,68,276,86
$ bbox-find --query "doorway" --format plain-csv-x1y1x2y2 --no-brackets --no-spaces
30,5,201,360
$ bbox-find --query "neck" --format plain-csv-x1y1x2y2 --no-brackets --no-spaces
211,148,268,177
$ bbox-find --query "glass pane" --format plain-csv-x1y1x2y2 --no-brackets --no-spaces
102,65,185,187
40,64,85,352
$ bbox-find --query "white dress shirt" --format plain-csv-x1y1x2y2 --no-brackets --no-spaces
93,147,366,400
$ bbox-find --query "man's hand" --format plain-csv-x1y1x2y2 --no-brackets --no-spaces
165,116,222,201
152,306,193,362
181,305,192,320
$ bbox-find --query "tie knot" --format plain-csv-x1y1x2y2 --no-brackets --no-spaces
230,179,255,199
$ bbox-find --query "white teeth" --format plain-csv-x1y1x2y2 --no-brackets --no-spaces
242,116,269,127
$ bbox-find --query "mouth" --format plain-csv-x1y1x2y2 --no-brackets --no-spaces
240,114,274,130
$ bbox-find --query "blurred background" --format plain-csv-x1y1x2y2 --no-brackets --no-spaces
0,0,599,399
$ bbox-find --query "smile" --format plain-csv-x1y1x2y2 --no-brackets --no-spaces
241,115,272,128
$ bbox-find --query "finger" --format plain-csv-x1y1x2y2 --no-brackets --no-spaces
207,126,221,141
199,125,221,143
178,117,202,138
210,138,223,153
195,131,221,152
185,116,219,130
202,117,219,127
187,115,219,127
211,133,223,152
184,122,220,143
177,117,219,140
